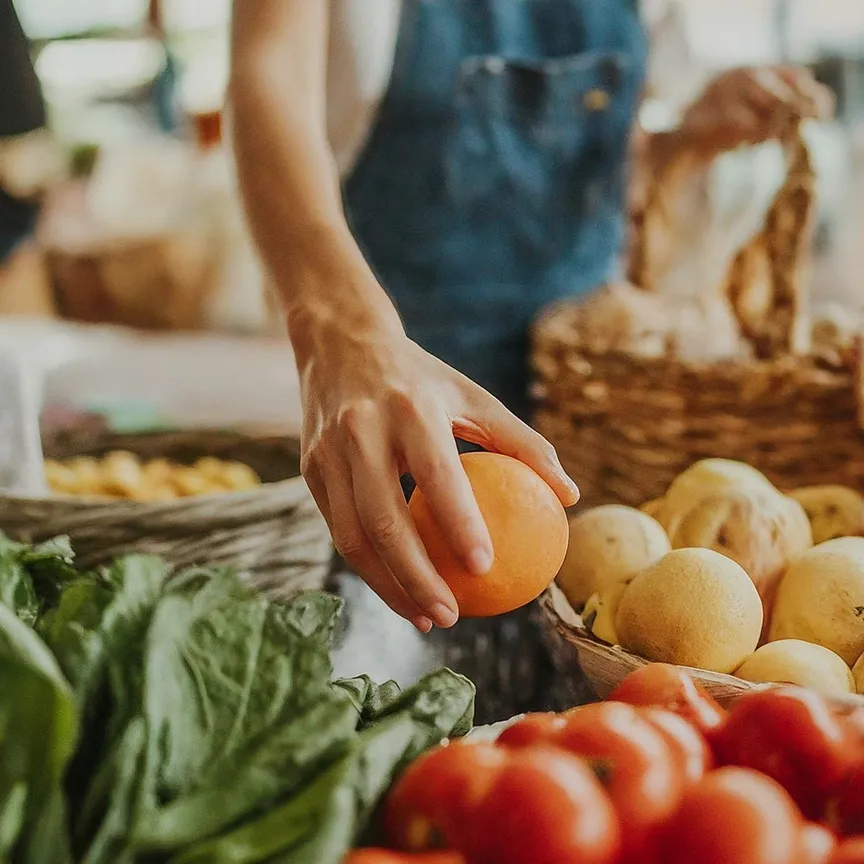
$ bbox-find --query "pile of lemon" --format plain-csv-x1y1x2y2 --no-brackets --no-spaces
557,459,864,697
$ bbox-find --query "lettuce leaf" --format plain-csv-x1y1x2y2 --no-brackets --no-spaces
0,603,78,863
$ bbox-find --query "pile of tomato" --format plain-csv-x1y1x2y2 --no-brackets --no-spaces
347,663,864,864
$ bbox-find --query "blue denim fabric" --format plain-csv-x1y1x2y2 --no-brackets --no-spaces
344,0,647,417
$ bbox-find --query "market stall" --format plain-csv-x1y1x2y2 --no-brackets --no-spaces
4,1,864,862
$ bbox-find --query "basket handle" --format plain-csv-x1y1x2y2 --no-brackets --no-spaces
724,131,816,360
853,334,864,432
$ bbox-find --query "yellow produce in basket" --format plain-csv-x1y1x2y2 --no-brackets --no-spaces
640,498,665,520
788,485,864,545
556,505,669,610
616,547,763,674
769,537,864,666
734,640,854,697
854,652,864,694
44,452,262,501
582,580,629,645
667,486,812,633
658,458,776,535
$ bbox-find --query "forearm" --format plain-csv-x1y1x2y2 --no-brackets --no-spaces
229,4,402,366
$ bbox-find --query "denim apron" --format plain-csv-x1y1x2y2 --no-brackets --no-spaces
342,0,647,722
344,0,647,418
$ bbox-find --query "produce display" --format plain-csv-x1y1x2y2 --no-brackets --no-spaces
43,451,263,500
358,663,864,864
561,458,864,696
409,452,568,617
0,531,474,864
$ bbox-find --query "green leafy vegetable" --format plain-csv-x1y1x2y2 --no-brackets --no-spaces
172,668,475,864
0,602,78,863
0,531,476,864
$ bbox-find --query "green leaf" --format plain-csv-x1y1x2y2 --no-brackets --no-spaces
168,669,474,864
39,555,167,711
142,583,341,802
18,536,82,611
132,698,359,852
0,555,38,626
37,581,115,693
333,676,402,721
0,603,78,863
0,532,82,625
78,718,151,864
169,717,415,864
59,556,168,854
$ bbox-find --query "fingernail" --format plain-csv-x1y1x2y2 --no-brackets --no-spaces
412,616,434,634
467,546,494,575
558,471,580,502
429,602,459,628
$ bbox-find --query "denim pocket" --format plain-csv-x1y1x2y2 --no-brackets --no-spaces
445,50,638,261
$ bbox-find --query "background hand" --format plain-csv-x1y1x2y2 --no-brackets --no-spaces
681,66,835,149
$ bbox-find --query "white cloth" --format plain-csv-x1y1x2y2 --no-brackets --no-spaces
325,0,700,178
326,0,402,177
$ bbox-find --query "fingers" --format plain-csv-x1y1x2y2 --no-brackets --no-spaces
400,410,494,575
452,382,580,508
347,423,460,628
305,451,434,631
756,67,834,122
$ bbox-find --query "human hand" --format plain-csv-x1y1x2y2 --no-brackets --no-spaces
294,311,579,633
680,66,834,150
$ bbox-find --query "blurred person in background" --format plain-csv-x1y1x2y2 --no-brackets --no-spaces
0,0,55,317
230,1,829,718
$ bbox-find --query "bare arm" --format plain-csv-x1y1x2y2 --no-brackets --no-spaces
230,0,579,630
230,0,396,340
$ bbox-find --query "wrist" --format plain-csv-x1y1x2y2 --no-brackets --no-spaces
273,226,404,370
288,300,404,372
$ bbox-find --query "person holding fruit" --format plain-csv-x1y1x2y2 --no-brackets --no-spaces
230,0,831,716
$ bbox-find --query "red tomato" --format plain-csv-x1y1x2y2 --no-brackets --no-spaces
639,707,713,785
801,824,838,864
472,746,621,864
383,741,506,851
502,702,683,862
658,767,805,864
844,708,864,734
831,840,864,864
828,761,864,837
492,712,567,749
842,709,864,750
345,853,464,864
714,688,857,820
608,664,726,737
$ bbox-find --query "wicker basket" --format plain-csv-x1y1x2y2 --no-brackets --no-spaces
532,129,864,506
0,429,332,597
46,231,219,332
538,584,864,712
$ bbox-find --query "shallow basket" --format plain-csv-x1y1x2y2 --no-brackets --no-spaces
538,584,864,712
0,429,332,597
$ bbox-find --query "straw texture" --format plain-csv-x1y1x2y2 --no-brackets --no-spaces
0,429,332,597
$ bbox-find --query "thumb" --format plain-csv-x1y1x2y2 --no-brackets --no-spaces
452,388,580,507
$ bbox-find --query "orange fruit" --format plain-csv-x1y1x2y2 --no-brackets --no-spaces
409,452,569,617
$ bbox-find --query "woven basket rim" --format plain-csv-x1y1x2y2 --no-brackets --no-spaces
10,427,310,514
0,473,309,512
532,320,850,382
539,583,864,712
